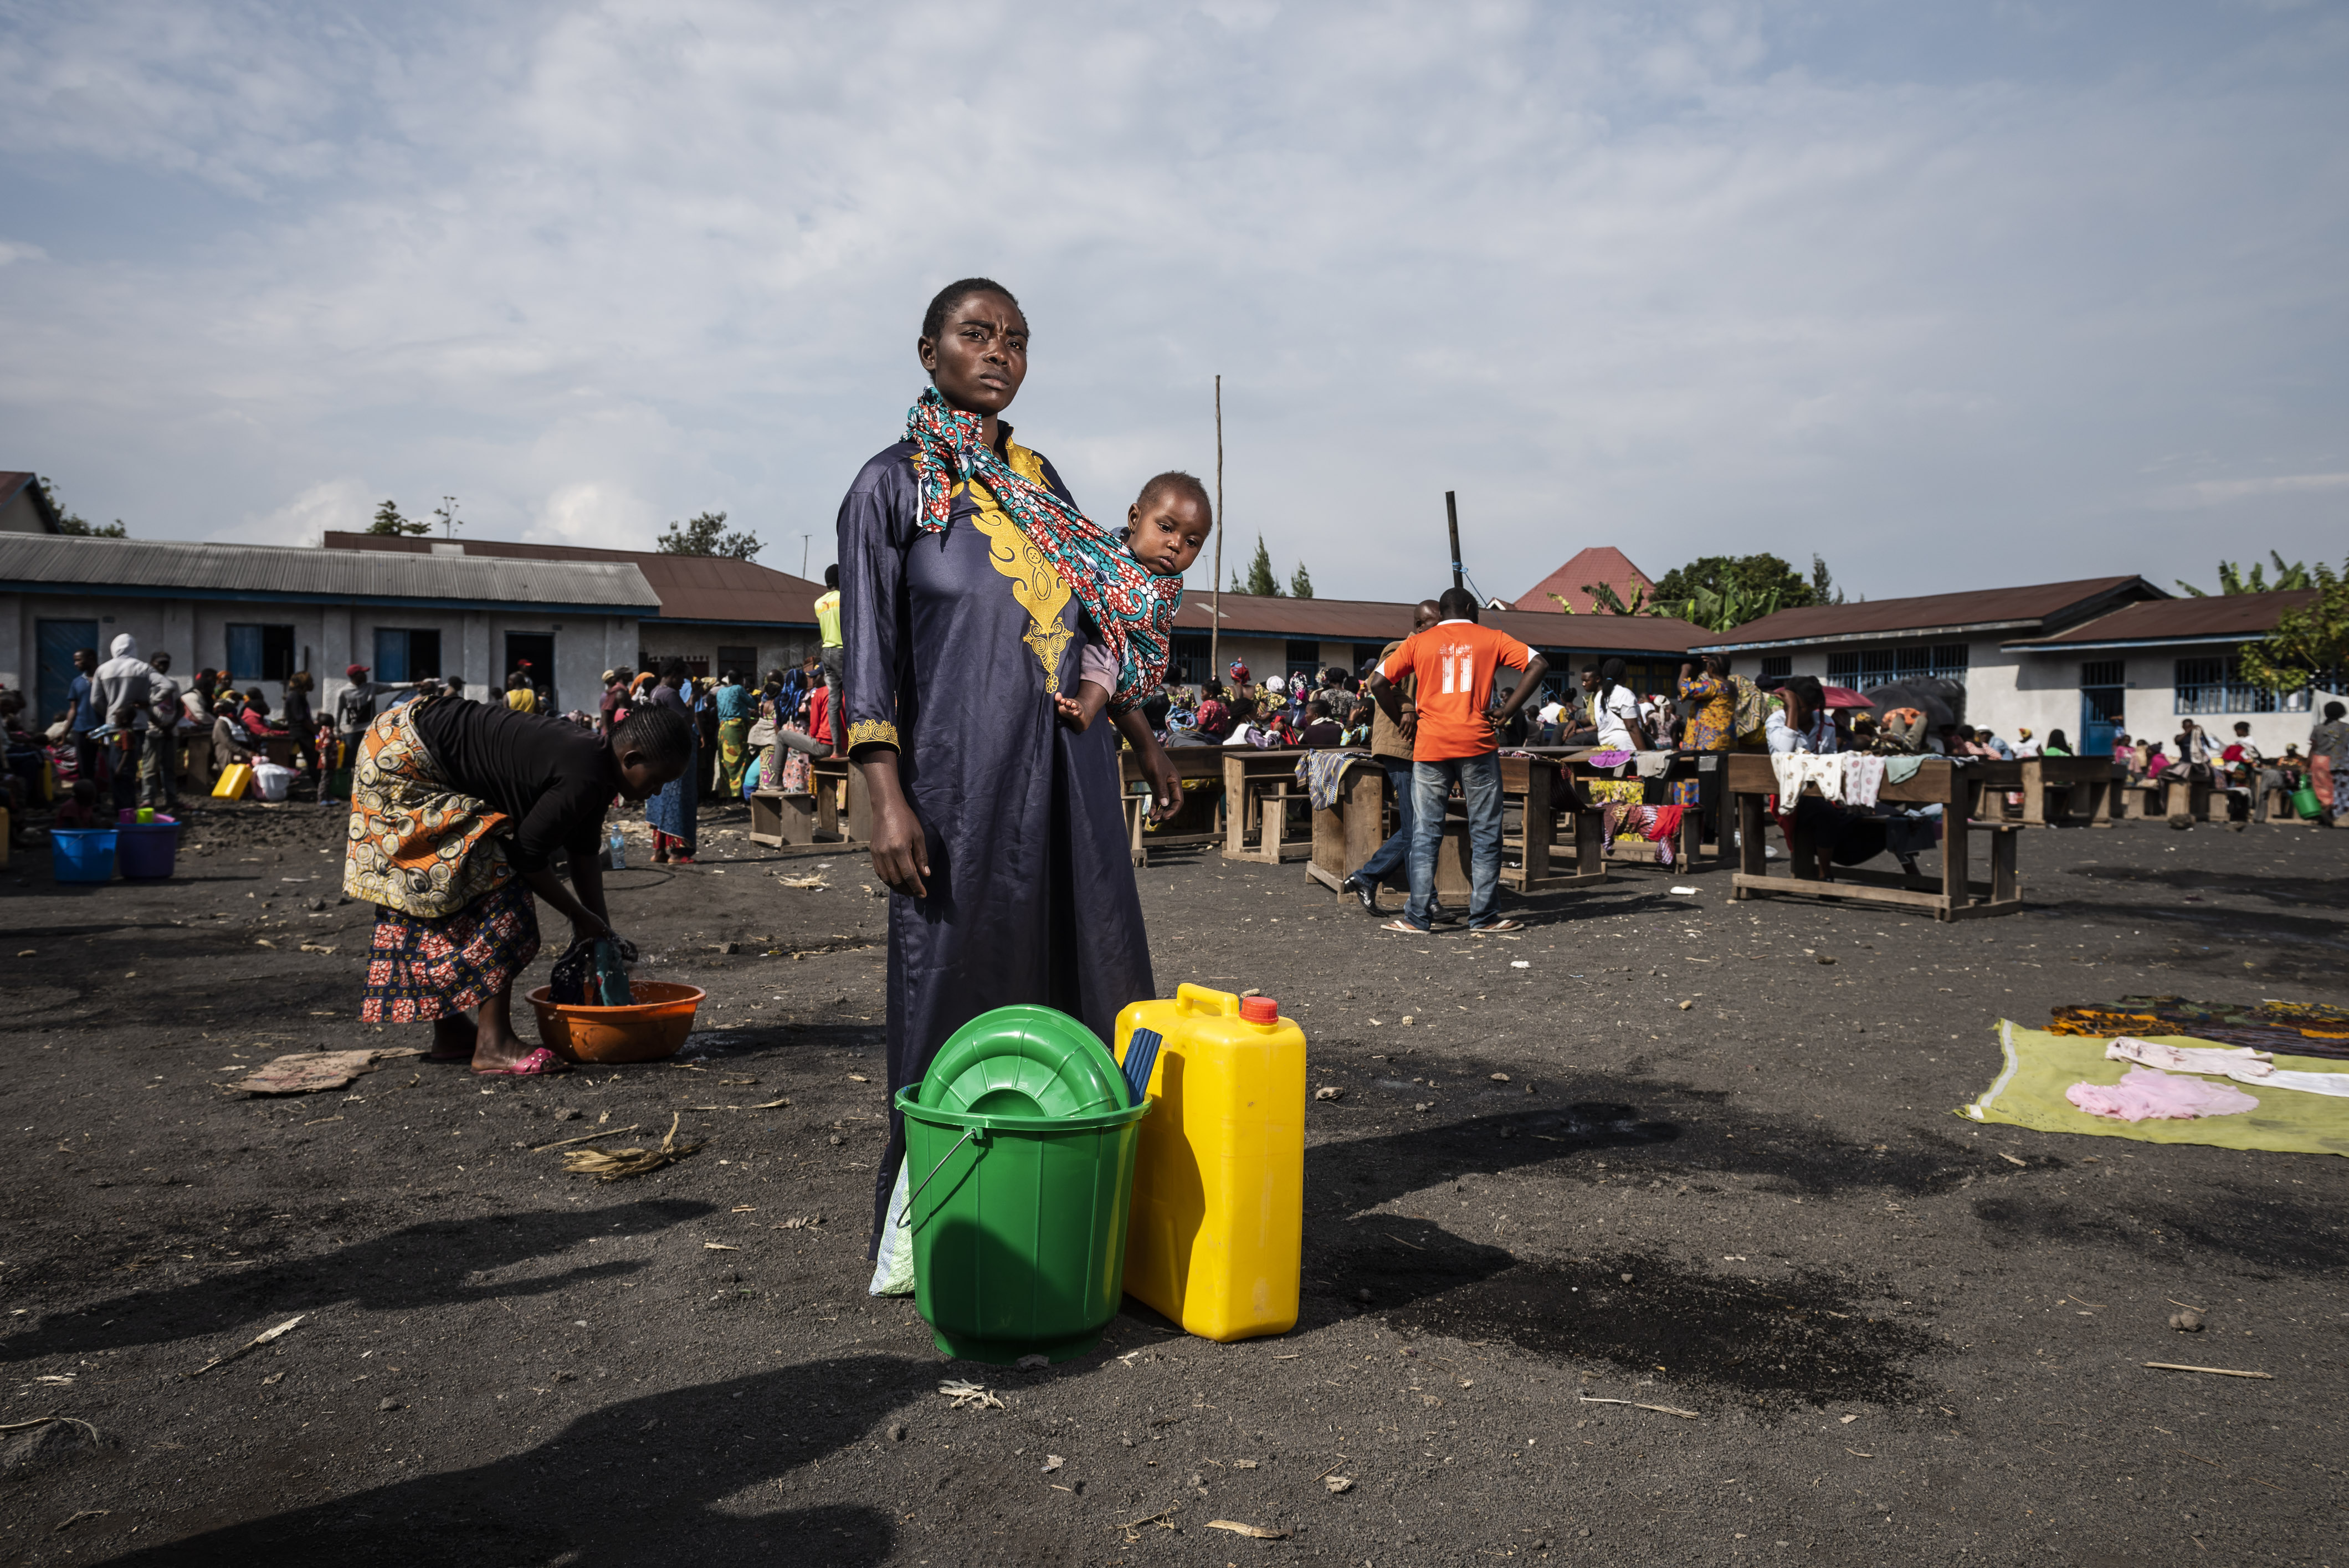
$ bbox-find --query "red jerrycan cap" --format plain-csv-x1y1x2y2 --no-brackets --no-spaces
1239,996,1279,1023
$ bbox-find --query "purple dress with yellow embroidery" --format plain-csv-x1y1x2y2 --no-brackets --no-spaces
837,429,1155,1249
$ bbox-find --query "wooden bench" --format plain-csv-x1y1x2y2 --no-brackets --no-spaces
1727,752,2021,921
748,760,867,847
747,790,820,847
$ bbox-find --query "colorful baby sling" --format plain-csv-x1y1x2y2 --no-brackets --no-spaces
902,386,1180,714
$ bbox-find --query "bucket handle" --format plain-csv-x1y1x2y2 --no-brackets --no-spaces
895,1125,981,1228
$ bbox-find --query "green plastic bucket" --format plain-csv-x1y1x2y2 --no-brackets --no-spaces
921,1003,1129,1117
896,1083,1150,1365
2294,786,2324,820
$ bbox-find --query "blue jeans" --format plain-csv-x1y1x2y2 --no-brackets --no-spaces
1352,759,1418,890
1407,752,1503,931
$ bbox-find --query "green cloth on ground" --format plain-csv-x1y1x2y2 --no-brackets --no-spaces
1958,1021,2349,1157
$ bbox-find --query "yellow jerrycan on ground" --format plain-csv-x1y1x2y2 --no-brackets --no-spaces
1114,983,1305,1341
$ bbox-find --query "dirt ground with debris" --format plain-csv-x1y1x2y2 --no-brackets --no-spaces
2,797,2345,1565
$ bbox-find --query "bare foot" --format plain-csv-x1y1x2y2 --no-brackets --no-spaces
468,988,536,1072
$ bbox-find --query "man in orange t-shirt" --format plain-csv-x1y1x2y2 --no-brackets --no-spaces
1368,587,1549,934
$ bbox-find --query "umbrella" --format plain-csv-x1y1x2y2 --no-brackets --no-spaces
1820,685,1873,710
1858,677,1965,731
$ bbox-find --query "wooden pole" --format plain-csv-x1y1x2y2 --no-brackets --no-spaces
1445,490,1464,592
1211,374,1223,683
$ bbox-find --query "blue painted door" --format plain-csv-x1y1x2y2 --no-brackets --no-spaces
35,619,99,726
2081,688,2123,756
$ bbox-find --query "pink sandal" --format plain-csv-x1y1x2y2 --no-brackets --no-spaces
473,1047,570,1078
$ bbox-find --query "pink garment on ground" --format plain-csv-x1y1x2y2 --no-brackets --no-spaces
2065,1065,2259,1123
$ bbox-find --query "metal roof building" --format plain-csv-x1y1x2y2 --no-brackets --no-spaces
2,535,658,725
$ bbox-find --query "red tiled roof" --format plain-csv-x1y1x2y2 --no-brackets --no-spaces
1517,547,1656,613
2006,589,2318,648
1690,576,2161,649
322,531,820,626
1181,590,1702,655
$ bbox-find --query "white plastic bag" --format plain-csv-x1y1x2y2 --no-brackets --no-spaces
866,1157,915,1297
250,762,296,802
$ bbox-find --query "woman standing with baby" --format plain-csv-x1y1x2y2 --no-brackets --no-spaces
836,278,1202,1258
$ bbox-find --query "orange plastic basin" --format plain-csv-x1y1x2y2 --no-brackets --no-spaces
525,981,706,1064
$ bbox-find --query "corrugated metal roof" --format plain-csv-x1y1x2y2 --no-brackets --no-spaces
2005,589,2317,649
1179,591,1703,654
324,532,819,626
1516,547,1657,614
1690,576,2160,650
0,534,658,610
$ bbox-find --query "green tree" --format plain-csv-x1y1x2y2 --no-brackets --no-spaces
656,510,762,559
1239,535,1284,597
1650,553,1819,629
2176,552,2315,596
33,477,127,538
368,499,429,536
1552,581,1659,616
1811,554,1844,606
2239,557,2348,694
1289,560,1315,599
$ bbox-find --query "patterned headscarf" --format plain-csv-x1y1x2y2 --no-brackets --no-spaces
904,386,1179,712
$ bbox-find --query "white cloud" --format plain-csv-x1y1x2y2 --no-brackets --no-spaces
214,477,371,547
0,0,2344,601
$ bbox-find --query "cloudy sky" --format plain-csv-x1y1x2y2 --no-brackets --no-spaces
1,1,2343,603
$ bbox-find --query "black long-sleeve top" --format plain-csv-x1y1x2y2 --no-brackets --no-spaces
412,698,620,872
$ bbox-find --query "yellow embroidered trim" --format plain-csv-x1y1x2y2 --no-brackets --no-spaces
959,442,1074,694
847,719,899,750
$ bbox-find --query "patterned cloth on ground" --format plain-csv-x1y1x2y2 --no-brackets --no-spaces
342,698,512,920
2048,997,2349,1060
362,878,540,1024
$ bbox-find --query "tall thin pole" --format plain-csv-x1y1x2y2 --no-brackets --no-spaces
801,534,812,579
1211,374,1223,684
1445,490,1464,592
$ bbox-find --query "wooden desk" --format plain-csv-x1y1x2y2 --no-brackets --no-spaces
1121,751,1222,867
1726,752,2021,921
1295,754,1610,901
1222,749,1311,863
1525,747,1719,872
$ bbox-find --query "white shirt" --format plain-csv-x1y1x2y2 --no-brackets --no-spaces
1593,685,1640,750
1766,707,1838,755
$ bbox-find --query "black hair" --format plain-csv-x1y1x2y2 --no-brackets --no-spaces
1306,698,1329,718
2329,701,2346,721
1786,675,1825,716
1437,586,1480,621
1135,471,1213,521
824,564,840,589
75,647,96,664
922,277,1019,342
660,658,689,683
2047,729,2070,750
612,700,695,770
1230,696,1258,722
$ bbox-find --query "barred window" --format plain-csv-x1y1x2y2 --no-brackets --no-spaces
2080,659,2124,688
1168,631,1212,686
1825,643,1970,689
2174,657,2309,715
1758,654,1792,680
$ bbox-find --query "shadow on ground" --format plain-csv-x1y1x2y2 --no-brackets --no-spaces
1,1199,715,1363
105,1355,921,1567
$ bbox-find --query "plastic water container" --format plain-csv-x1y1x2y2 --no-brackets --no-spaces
1115,983,1307,1342
116,816,181,880
607,827,627,870
51,829,118,883
896,1006,1150,1364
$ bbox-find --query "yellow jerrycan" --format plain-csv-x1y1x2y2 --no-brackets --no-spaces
1114,983,1305,1341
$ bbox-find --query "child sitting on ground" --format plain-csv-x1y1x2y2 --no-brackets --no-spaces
1052,472,1214,813
52,778,102,830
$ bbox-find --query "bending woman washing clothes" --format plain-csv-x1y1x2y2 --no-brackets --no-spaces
345,689,693,1075
838,277,1171,1258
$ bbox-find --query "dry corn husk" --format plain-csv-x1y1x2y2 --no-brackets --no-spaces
561,1113,700,1180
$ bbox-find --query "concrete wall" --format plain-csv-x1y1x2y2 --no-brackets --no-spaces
1718,633,2339,755
0,490,48,536
1,590,639,724
633,624,819,683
